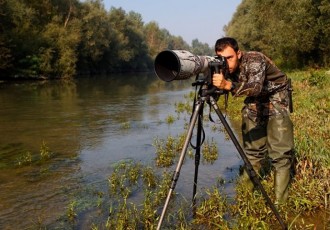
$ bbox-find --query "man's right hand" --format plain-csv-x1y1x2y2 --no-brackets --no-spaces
213,73,232,91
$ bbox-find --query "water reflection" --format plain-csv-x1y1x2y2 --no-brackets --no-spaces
0,73,241,228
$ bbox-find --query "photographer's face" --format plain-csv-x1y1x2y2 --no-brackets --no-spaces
216,46,241,74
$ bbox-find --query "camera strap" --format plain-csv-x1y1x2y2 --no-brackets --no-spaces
208,91,229,123
189,83,206,149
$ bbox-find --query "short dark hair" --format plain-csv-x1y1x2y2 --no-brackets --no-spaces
215,37,239,52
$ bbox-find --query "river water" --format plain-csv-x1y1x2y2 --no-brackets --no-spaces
0,73,242,229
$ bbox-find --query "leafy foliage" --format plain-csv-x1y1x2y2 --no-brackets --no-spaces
2,0,329,79
224,0,330,68
0,0,206,79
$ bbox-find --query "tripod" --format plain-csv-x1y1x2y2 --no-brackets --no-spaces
156,80,287,230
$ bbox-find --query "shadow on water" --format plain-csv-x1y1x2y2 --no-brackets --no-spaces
0,73,243,228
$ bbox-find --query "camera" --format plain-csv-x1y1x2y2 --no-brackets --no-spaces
154,50,228,83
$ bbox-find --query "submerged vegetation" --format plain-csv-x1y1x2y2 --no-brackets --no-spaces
13,141,54,167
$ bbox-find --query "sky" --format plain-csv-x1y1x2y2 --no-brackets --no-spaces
102,0,242,46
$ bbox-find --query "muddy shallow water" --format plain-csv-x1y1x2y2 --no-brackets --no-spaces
0,73,244,228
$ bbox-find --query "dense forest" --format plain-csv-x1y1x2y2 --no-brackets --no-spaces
0,0,329,79
0,0,212,79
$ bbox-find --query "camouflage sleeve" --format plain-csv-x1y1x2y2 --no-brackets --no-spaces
233,53,266,97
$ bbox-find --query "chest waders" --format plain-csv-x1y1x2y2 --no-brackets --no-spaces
241,92,294,203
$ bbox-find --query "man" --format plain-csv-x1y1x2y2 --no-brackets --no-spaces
212,37,294,203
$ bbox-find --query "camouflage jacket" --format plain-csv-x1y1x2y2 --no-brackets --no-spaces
230,51,290,116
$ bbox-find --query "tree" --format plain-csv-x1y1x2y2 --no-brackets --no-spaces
191,39,213,56
120,11,151,71
76,0,112,74
167,35,190,50
42,16,81,77
318,0,330,66
40,0,82,78
143,21,168,58
2,0,44,76
0,0,13,75
225,0,328,68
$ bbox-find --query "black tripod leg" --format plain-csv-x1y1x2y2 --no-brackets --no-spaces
208,96,287,230
156,99,205,230
192,102,204,215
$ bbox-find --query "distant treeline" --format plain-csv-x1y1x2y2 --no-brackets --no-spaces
0,0,212,79
1,0,329,80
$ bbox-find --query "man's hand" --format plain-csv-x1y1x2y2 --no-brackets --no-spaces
212,73,232,91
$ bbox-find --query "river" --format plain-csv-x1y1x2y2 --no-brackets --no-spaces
0,73,242,229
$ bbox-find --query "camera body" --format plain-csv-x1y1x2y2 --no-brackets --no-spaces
206,55,228,84
208,56,227,75
154,50,228,83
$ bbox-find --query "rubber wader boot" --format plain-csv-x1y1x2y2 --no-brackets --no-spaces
274,169,290,204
